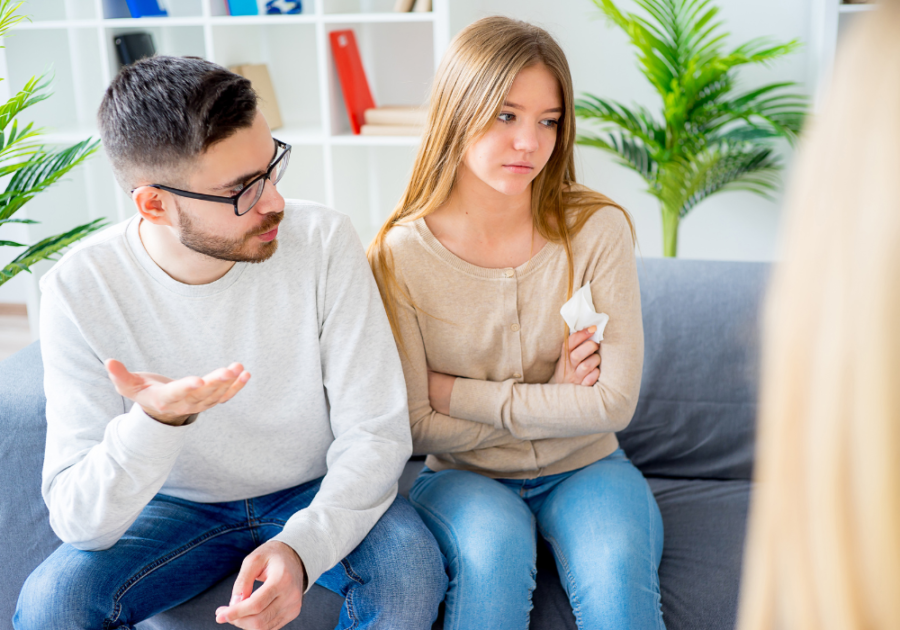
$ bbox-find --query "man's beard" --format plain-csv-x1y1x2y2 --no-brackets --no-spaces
177,206,284,264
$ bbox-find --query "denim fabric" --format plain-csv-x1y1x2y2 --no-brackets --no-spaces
14,480,446,630
409,449,665,630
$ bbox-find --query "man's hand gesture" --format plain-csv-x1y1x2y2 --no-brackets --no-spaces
215,541,306,630
105,359,251,426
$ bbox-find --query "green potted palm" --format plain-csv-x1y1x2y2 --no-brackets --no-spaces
576,0,808,257
0,0,105,287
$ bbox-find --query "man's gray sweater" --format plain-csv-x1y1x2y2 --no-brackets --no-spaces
38,200,411,586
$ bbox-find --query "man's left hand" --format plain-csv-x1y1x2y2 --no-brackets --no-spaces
215,541,306,630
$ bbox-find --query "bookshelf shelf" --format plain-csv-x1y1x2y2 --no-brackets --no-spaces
321,12,436,23
17,20,96,29
102,17,208,27
208,15,319,26
838,3,876,12
0,0,450,328
330,133,422,146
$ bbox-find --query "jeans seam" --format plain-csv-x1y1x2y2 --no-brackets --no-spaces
647,485,665,630
409,496,463,630
343,581,360,630
340,558,365,586
111,523,258,609
245,499,259,545
538,524,583,629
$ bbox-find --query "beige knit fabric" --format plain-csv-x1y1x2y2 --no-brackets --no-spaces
383,205,644,479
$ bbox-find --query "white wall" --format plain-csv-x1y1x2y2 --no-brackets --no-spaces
0,0,815,308
448,0,814,260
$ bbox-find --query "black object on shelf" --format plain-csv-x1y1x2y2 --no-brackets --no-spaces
114,32,156,68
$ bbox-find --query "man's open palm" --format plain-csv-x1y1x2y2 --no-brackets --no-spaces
105,359,251,425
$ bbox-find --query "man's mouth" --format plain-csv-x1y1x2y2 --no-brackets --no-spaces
258,226,279,242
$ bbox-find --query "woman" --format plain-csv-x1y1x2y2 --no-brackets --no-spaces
367,16,664,630
738,2,900,629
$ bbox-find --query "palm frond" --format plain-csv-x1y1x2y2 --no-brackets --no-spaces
0,72,51,132
579,0,809,255
0,138,99,221
0,0,26,40
0,218,107,283
660,143,782,217
575,96,665,149
578,132,660,186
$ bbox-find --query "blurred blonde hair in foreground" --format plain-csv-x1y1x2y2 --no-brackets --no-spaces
737,1,900,629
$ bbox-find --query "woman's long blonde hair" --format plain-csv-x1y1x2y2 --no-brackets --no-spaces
366,16,634,347
738,2,900,629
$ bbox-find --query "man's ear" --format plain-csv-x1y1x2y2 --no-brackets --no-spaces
132,186,175,227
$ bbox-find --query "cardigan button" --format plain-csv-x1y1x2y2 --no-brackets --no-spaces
510,323,520,332
504,269,514,278
513,372,522,379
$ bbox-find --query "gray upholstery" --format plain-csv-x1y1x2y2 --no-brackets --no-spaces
1,258,767,630
618,259,768,480
0,343,58,628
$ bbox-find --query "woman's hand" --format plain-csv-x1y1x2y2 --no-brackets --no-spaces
548,327,600,386
427,370,456,415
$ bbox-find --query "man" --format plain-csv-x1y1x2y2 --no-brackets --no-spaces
13,56,446,630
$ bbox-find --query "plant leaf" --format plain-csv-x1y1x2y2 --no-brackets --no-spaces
0,218,107,285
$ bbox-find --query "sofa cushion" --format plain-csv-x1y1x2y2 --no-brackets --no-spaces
0,342,62,626
649,477,751,630
618,258,768,480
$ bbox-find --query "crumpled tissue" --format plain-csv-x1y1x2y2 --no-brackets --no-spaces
560,284,609,344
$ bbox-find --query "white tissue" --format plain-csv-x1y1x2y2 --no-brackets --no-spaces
560,284,609,344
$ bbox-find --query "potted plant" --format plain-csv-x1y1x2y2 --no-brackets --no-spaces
0,0,105,287
576,0,808,257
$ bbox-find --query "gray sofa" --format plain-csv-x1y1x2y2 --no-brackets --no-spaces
1,258,766,630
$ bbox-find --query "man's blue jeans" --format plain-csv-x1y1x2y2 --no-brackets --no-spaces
410,448,665,630
14,477,447,629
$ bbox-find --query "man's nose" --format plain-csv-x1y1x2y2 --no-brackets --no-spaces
255,177,285,215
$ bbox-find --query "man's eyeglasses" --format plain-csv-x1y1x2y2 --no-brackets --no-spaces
138,139,291,216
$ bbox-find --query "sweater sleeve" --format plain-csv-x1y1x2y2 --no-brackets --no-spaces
272,216,413,588
448,212,644,441
39,290,192,551
387,251,523,456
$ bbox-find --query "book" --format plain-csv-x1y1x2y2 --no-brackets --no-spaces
229,64,283,130
227,0,258,16
393,0,415,11
124,0,168,17
364,106,427,127
329,30,375,135
266,0,302,13
412,0,431,12
361,124,423,136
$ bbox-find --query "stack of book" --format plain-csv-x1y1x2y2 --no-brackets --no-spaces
393,0,432,12
330,28,428,137
361,107,427,136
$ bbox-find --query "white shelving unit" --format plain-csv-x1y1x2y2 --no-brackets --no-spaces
0,0,449,334
809,0,877,107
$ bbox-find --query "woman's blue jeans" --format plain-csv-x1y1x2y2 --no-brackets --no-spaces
14,477,447,630
410,448,665,630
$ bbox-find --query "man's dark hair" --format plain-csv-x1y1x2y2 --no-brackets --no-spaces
98,55,258,191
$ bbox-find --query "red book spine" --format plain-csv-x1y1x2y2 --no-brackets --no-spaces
329,30,376,135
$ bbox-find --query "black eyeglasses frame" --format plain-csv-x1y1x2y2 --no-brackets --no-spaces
135,138,291,217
